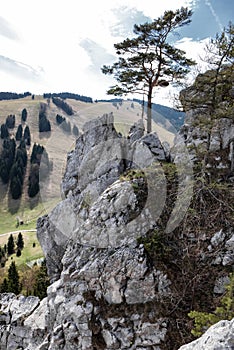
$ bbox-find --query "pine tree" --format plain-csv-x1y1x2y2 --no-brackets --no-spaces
21,108,28,122
8,261,20,295
10,175,22,199
5,115,15,129
0,278,9,293
16,232,24,250
16,249,22,257
102,7,196,133
33,259,49,299
28,164,40,197
23,125,31,146
16,124,23,141
0,124,9,139
7,234,15,255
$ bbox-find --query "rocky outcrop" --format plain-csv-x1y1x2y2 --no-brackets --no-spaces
178,319,234,350
0,293,47,350
1,64,233,349
174,65,234,181
37,113,167,282
0,113,167,350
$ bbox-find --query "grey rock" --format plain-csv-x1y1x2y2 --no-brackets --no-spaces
128,118,145,142
214,275,230,294
178,319,234,350
140,132,166,161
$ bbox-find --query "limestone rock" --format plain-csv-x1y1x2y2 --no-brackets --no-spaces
178,319,234,350
128,118,145,142
140,132,167,161
37,114,170,281
0,294,46,350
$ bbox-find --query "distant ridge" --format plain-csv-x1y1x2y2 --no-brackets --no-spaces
43,92,93,103
0,92,31,101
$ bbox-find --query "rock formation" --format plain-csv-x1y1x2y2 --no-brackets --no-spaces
0,66,233,349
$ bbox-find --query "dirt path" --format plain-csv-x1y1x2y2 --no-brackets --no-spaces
0,229,37,237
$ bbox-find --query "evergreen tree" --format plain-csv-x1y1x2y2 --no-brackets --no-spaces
0,138,16,183
16,232,24,250
0,278,9,293
10,175,22,199
5,114,15,129
16,124,23,141
16,249,22,257
28,164,39,197
33,259,49,299
0,124,9,139
102,7,196,133
7,234,15,255
21,108,28,122
23,125,31,146
9,140,27,199
8,261,20,295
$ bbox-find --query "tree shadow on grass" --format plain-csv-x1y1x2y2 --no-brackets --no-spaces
29,194,40,210
0,181,9,202
8,196,21,215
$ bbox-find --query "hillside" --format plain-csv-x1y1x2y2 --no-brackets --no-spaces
0,95,175,233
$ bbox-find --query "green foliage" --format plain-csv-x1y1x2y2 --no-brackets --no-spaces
9,141,27,199
181,22,233,123
102,7,195,132
28,164,39,197
33,259,49,299
0,138,16,183
137,229,166,258
0,123,9,139
189,273,234,337
0,278,9,293
7,234,15,255
23,125,31,146
5,114,15,129
21,108,27,122
16,248,22,257
52,97,73,115
16,124,23,141
39,103,51,132
28,143,51,197
16,232,24,250
8,261,20,295
56,114,71,133
120,168,145,182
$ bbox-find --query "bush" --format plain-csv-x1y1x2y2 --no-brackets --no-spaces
189,273,234,337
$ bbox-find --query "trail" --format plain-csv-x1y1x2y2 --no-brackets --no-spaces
0,229,37,237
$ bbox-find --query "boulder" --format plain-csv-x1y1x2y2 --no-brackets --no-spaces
179,319,234,350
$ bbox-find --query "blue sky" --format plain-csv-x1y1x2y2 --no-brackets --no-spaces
0,0,233,106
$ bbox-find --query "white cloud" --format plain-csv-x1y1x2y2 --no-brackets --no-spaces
205,0,223,32
0,0,215,105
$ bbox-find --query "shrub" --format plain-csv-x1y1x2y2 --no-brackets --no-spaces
189,273,234,337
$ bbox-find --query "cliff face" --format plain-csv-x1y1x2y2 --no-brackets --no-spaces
0,67,233,350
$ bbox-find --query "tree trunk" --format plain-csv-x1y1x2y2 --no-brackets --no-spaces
141,94,145,119
147,88,152,133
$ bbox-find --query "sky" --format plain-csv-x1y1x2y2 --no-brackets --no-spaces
0,0,233,107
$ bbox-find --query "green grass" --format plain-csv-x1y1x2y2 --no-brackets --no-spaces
0,231,44,280
0,200,51,235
